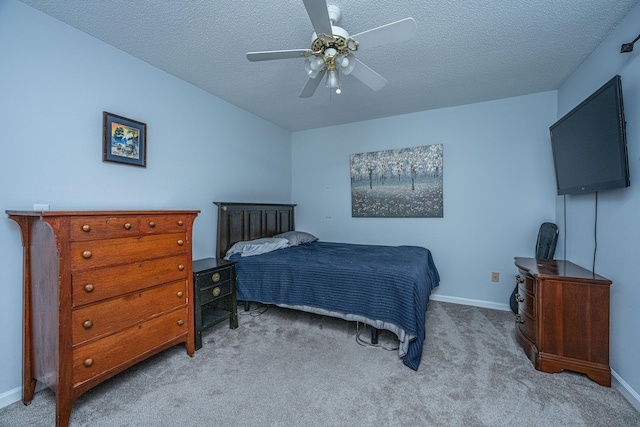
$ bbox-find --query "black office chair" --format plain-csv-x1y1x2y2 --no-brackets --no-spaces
510,222,559,313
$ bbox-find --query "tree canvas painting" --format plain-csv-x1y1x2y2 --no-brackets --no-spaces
350,144,443,217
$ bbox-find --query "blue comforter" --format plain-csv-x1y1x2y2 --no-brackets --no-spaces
231,241,440,370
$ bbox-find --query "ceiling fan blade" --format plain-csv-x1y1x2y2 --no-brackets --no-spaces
300,70,326,98
351,18,417,48
302,0,333,36
350,59,387,91
246,49,310,62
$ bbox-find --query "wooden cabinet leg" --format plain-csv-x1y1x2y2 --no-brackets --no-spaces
22,378,36,405
56,398,73,427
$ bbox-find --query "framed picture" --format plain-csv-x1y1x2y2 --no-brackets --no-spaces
350,144,443,218
103,112,146,167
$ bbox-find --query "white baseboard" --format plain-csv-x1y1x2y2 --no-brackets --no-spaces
430,294,512,312
0,382,46,410
0,386,22,410
612,369,640,412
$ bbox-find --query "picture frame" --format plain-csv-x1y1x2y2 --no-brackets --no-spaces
103,112,147,167
350,144,444,218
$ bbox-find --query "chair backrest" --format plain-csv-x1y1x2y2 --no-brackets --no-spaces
535,222,559,259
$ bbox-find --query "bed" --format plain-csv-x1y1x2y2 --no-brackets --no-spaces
214,202,440,370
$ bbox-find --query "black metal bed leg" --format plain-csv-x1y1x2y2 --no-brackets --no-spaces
371,328,379,344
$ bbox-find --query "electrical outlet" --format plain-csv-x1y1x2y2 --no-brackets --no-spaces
491,272,500,282
33,204,50,211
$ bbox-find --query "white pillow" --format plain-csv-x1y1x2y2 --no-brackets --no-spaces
224,237,289,259
273,231,318,246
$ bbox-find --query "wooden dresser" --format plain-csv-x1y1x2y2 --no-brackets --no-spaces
7,210,199,426
514,257,612,386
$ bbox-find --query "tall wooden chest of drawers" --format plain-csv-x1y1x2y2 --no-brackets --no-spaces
513,257,612,386
7,210,199,427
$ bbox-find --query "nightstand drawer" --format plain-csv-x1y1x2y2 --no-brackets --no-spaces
195,267,232,288
199,281,232,306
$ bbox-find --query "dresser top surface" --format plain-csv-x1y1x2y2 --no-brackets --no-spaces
6,209,200,217
514,257,611,284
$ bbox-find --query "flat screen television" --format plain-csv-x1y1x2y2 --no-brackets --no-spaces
550,75,630,195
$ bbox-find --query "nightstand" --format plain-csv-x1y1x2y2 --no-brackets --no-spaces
193,258,238,350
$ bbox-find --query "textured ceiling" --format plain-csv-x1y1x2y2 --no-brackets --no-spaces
20,0,639,132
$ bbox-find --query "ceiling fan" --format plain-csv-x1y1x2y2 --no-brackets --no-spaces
246,0,417,98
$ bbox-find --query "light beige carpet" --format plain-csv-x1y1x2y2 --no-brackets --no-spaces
1,301,638,426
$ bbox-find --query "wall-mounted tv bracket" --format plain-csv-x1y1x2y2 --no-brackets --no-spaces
620,33,640,53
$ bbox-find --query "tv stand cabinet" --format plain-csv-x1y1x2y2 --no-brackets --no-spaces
513,257,612,387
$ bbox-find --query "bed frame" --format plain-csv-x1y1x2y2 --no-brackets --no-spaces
214,201,382,344
214,202,296,259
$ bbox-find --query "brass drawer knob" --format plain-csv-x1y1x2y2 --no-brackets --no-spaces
149,221,156,228
178,220,183,226
177,291,184,298
84,283,94,293
82,250,92,259
178,264,185,271
212,273,220,283
177,319,184,326
83,320,93,330
83,358,94,368
82,224,91,232
213,287,221,297
177,239,184,246
124,223,131,230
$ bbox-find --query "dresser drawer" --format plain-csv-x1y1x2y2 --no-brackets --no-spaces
139,215,191,233
517,309,536,343
517,271,536,294
72,254,189,306
70,216,140,241
72,280,187,345
70,232,187,270
72,306,188,387
517,284,535,318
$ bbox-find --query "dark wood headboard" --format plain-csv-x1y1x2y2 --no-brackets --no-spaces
214,202,296,259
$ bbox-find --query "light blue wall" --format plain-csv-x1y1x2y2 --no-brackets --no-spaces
555,2,640,407
292,92,558,308
0,0,291,406
2,0,639,413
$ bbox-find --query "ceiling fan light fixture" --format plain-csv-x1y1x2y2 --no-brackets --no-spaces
337,53,355,75
304,57,323,78
326,69,339,88
246,3,417,99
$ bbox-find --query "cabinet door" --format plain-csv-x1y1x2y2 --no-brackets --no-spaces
538,279,610,365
